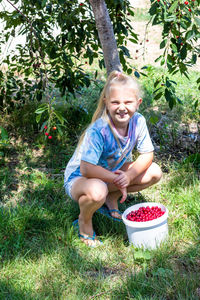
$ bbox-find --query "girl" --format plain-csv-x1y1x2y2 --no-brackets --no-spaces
64,71,162,247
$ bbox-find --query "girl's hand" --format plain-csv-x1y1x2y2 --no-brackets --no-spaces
113,169,130,188
119,187,127,203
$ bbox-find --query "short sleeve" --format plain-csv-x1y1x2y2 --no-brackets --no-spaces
136,116,154,153
81,128,104,165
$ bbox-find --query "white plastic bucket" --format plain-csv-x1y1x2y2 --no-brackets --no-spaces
122,202,169,249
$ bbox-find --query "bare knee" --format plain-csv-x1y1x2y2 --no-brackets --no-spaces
150,163,162,183
87,179,108,203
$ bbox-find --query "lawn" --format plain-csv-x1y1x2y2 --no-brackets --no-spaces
0,66,199,299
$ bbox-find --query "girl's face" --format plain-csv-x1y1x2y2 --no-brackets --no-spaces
105,84,142,129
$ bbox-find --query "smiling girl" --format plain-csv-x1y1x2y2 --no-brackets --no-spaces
64,71,162,247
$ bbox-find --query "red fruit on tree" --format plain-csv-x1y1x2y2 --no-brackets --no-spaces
53,126,57,130
44,125,47,129
45,132,49,136
48,135,52,139
184,1,188,4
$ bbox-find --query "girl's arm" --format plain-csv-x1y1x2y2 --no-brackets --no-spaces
113,152,154,187
80,160,117,183
126,151,154,182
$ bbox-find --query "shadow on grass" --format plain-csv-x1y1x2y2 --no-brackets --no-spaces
0,280,34,300
0,132,199,298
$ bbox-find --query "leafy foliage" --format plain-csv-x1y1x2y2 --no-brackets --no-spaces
149,0,200,108
0,126,9,157
0,0,199,114
0,0,135,111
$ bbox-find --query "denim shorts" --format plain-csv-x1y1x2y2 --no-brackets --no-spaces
64,176,82,199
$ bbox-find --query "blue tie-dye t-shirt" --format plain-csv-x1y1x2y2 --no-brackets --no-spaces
64,112,154,193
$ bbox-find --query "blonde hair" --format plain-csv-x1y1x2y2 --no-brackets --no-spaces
78,70,142,147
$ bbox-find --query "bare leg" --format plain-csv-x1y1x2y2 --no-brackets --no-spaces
105,190,122,219
71,177,108,246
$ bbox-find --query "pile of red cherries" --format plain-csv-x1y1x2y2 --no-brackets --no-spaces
126,205,165,222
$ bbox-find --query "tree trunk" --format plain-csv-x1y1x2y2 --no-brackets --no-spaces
89,0,122,75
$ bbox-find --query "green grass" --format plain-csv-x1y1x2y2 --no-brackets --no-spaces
0,66,199,299
0,159,199,299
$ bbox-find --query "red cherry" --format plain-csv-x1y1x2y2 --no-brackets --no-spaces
184,1,188,4
53,126,57,130
126,206,165,222
188,8,191,11
44,125,47,129
45,132,49,136
79,3,84,6
48,135,52,139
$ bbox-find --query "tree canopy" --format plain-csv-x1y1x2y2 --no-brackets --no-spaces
0,0,199,111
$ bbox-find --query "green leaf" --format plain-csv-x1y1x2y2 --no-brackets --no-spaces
36,114,42,123
35,106,48,114
180,44,187,60
168,0,178,13
194,17,200,27
129,38,138,44
134,71,140,78
191,54,197,64
185,30,195,40
160,39,167,49
0,127,8,140
194,100,198,109
161,57,165,66
133,249,153,261
171,43,177,53
155,55,162,63
180,21,188,30
53,110,67,125
154,79,161,88
153,87,162,94
165,88,176,109
57,125,63,136
149,115,159,125
149,2,157,16
154,91,163,100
